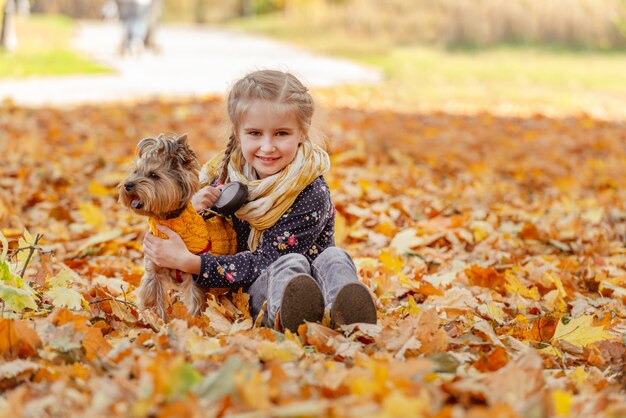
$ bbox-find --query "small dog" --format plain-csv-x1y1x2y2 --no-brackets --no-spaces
119,133,236,319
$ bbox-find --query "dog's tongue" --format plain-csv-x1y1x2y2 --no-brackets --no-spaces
131,199,143,209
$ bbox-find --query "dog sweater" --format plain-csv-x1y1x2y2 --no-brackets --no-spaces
148,204,237,256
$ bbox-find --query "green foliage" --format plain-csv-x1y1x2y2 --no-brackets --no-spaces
0,282,39,312
229,14,626,114
0,15,111,79
253,0,284,14
0,259,39,312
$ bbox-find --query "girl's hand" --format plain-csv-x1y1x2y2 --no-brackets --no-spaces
143,225,200,274
191,186,221,212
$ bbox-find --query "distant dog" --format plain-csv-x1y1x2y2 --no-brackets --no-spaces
119,133,237,318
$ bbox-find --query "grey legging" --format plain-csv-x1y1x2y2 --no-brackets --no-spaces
248,247,360,326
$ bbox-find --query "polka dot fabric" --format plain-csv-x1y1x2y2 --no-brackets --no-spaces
194,176,336,288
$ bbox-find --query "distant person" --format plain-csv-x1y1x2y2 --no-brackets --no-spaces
110,0,159,56
142,70,378,332
143,0,162,53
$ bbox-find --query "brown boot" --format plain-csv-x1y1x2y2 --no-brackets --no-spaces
279,274,325,333
330,282,377,328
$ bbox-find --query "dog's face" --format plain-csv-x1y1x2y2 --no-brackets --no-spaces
119,133,200,218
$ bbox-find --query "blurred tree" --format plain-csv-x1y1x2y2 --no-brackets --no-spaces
30,0,107,18
240,0,254,16
0,0,17,51
16,0,28,14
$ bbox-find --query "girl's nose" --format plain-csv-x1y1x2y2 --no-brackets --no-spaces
260,138,274,152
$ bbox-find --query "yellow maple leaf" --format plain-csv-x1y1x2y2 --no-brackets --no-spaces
256,340,303,362
88,181,112,196
390,228,422,254
552,389,572,417
407,294,420,315
538,345,563,358
486,302,505,323
379,250,403,273
504,272,540,300
570,366,588,386
334,212,348,243
17,229,36,264
545,272,566,297
0,230,8,261
380,391,428,418
78,202,106,228
45,287,86,310
551,315,613,348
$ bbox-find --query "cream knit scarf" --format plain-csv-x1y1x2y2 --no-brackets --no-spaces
200,141,330,251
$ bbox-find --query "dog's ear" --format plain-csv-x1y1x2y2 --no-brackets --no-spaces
176,133,189,147
175,134,199,169
138,137,157,157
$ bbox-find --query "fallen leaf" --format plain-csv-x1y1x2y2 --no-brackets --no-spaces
0,319,41,359
552,315,613,348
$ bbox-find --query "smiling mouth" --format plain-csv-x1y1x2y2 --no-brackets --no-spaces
257,156,279,162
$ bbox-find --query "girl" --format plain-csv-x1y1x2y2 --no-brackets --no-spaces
143,69,377,332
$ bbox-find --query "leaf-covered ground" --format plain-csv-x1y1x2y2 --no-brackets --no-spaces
1,98,625,417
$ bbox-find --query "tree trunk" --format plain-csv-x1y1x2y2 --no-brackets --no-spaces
16,0,28,15
0,0,18,52
240,0,254,17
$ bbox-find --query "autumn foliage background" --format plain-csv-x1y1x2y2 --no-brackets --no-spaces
2,2,626,417
1,96,626,417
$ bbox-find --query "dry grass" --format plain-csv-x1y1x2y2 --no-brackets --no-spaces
279,0,626,49
230,11,626,118
162,0,626,48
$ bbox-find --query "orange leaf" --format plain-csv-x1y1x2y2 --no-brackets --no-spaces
0,318,41,359
465,265,506,292
519,222,542,240
301,322,341,355
474,346,509,372
82,328,112,360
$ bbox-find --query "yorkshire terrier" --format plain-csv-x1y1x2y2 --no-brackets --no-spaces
119,133,236,319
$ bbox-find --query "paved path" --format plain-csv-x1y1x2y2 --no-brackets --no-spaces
0,21,382,107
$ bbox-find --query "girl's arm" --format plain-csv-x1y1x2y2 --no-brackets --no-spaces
195,178,334,289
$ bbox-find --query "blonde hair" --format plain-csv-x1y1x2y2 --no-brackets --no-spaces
217,70,322,184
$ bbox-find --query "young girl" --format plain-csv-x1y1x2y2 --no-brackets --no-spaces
142,70,377,331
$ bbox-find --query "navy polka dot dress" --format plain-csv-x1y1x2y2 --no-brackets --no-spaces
194,176,335,288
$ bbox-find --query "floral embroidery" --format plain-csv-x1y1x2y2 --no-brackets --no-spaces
273,230,297,251
195,177,336,288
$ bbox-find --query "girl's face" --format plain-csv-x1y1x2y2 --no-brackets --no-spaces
238,101,305,179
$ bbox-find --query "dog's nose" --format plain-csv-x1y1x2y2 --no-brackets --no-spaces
124,182,135,191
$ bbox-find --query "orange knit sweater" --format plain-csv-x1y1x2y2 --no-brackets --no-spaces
148,205,237,256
